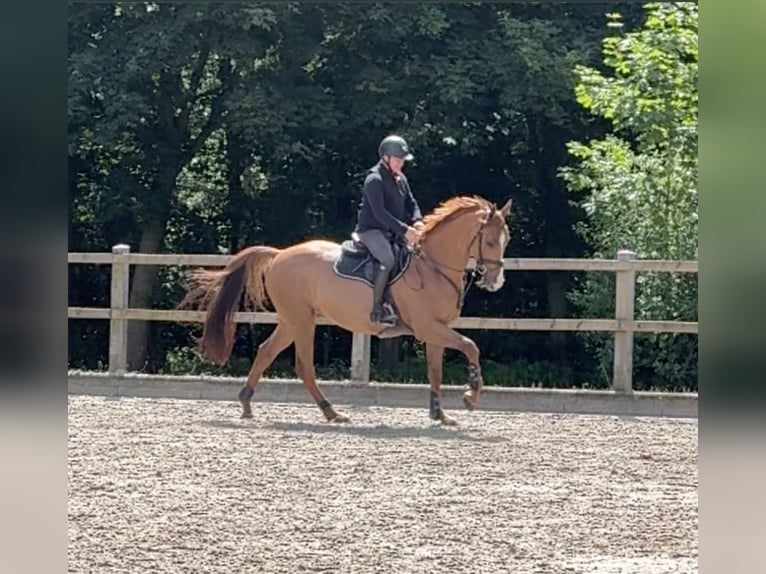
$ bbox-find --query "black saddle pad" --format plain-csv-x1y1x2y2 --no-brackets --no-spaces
332,238,412,288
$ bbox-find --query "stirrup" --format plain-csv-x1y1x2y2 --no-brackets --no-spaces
371,303,397,325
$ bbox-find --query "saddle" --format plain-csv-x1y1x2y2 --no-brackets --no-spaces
332,232,412,288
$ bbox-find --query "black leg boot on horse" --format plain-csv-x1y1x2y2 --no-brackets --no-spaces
370,263,398,326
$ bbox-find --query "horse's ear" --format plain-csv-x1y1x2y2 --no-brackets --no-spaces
500,198,513,219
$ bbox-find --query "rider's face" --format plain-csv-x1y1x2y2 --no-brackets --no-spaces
386,156,405,174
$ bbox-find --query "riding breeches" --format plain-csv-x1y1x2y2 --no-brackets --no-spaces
357,229,396,270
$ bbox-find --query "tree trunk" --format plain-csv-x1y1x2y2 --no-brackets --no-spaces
126,218,166,371
224,129,250,253
531,113,569,362
546,272,569,361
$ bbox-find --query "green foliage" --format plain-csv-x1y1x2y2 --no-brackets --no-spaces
68,3,695,391
560,3,698,389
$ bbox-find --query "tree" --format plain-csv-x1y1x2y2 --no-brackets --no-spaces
70,3,678,387
559,2,698,389
68,3,281,369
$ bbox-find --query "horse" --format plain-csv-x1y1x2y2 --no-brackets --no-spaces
180,195,513,425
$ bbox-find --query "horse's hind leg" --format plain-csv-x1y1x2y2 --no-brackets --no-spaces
239,321,294,419
293,317,350,423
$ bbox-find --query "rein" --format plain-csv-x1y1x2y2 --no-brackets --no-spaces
411,247,474,311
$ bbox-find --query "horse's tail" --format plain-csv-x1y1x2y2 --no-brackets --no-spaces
179,246,281,365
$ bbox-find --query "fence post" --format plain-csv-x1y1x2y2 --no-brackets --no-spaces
613,248,636,393
350,332,371,384
109,244,131,376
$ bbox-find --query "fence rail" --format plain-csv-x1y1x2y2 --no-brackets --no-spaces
68,245,698,392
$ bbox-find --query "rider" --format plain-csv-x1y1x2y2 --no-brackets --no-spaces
354,134,425,325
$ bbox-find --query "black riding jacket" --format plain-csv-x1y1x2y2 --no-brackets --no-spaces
354,161,423,238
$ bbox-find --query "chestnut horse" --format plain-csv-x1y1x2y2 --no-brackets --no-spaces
180,195,512,425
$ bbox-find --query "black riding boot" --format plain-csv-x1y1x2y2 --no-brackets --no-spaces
370,264,397,325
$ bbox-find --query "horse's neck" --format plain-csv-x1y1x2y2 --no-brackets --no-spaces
420,215,479,280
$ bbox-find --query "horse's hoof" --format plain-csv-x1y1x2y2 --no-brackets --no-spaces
241,411,253,419
440,414,459,426
462,392,478,411
330,412,351,423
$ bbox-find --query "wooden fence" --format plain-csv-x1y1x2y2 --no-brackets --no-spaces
68,245,698,393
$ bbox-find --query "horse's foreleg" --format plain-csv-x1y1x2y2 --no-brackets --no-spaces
239,322,294,419
293,323,350,423
426,343,457,425
416,322,483,411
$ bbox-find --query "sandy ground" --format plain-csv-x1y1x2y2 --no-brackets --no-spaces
68,395,698,574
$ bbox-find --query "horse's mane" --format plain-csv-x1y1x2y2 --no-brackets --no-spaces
421,195,491,235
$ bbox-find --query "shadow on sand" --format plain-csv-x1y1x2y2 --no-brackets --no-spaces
200,418,505,443
266,420,506,443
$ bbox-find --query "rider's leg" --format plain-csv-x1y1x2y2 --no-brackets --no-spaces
358,229,397,324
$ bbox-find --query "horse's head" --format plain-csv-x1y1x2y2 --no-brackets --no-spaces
470,198,513,292
420,195,513,294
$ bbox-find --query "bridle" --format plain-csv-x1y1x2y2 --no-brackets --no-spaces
467,209,505,274
410,207,505,310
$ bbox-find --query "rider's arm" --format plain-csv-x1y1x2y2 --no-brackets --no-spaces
363,174,409,237
405,186,423,224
